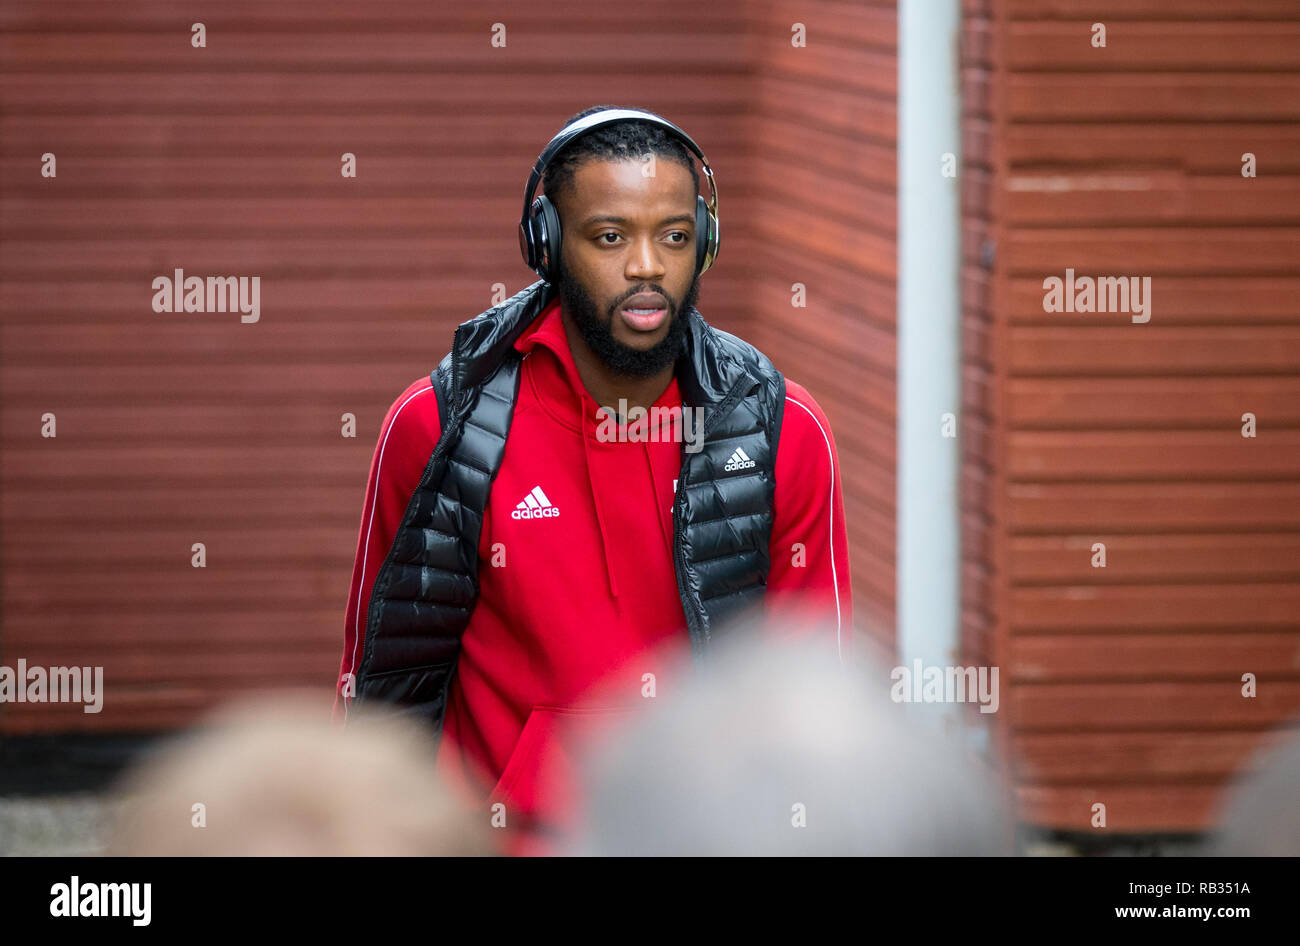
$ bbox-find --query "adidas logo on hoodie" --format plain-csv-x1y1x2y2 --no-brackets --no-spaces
512,485,560,520
724,447,756,472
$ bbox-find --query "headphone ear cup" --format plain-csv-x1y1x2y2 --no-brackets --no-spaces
534,196,563,283
521,196,543,276
694,194,718,276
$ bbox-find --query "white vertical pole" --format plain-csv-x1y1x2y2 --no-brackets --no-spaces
897,0,963,727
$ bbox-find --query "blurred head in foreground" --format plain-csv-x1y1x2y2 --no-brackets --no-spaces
563,628,1011,856
1206,720,1300,856
107,690,492,856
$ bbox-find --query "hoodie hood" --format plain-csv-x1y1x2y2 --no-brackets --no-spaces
446,280,762,601
511,295,686,599
450,280,759,418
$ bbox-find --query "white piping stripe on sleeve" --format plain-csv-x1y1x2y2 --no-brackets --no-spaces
785,396,843,662
344,384,437,720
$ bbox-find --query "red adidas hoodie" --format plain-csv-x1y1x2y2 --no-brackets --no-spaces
334,297,852,851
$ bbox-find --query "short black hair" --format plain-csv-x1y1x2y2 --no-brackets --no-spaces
541,104,701,214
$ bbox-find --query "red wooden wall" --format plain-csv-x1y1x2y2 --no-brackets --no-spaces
10,0,1293,839
967,0,1300,832
962,0,998,691
0,1,767,732
747,0,897,666
1,2,893,732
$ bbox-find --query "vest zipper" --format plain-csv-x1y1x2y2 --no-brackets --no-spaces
672,479,706,660
673,372,755,663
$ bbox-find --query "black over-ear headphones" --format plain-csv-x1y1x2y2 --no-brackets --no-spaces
518,107,720,283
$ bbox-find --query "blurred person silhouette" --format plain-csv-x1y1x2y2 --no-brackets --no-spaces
559,624,1012,856
1204,718,1300,856
106,690,494,856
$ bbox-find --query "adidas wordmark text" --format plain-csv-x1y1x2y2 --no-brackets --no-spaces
512,485,560,520
724,447,756,472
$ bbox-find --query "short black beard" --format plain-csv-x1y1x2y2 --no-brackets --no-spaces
557,255,699,379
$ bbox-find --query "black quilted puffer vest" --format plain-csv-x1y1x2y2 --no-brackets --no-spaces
354,280,786,735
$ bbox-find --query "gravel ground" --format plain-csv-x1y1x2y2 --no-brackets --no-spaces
0,794,119,856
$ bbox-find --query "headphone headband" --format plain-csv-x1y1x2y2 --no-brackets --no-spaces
518,107,720,280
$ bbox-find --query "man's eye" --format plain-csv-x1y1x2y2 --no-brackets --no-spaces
596,232,688,245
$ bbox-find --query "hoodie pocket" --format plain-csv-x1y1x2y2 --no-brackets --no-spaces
488,704,635,829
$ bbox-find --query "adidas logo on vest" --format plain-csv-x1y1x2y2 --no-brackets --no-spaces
512,485,560,519
724,447,756,472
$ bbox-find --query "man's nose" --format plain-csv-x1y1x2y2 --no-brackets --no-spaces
625,236,666,281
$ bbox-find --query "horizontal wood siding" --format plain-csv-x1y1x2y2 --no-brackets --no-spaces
962,0,998,715
748,0,897,664
0,1,760,733
982,0,1300,832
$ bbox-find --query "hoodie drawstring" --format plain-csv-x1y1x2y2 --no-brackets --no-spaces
581,405,620,599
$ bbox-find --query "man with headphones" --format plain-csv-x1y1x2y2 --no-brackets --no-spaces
335,105,852,851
